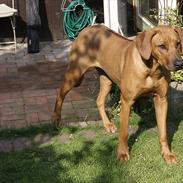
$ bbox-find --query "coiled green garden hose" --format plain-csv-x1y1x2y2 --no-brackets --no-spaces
63,0,94,40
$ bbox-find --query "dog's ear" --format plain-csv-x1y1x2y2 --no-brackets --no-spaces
135,30,156,60
174,27,183,53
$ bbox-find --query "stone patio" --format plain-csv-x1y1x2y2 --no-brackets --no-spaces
0,41,100,129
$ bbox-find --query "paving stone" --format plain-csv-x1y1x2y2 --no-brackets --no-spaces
34,133,52,146
62,102,74,112
13,137,32,151
128,125,138,136
25,112,39,124
56,133,70,144
80,130,96,140
22,90,46,98
7,67,18,73
45,54,57,62
24,97,37,105
0,67,7,73
72,100,97,109
1,119,27,129
69,91,90,101
0,140,13,152
38,110,51,122
11,120,27,129
62,112,79,121
0,98,23,104
1,114,25,121
79,122,88,128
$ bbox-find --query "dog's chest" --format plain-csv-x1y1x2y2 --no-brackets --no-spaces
141,76,159,92
145,77,154,88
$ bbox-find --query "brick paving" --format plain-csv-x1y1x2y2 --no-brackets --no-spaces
0,131,95,152
0,123,141,152
0,40,100,129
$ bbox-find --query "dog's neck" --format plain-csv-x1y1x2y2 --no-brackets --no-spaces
146,57,169,80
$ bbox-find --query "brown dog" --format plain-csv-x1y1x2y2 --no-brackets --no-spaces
52,25,183,164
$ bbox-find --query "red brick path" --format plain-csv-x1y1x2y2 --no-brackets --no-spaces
0,41,99,129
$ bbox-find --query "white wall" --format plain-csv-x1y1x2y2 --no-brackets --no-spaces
158,0,177,9
103,0,121,33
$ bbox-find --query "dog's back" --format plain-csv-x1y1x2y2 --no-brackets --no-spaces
69,25,133,85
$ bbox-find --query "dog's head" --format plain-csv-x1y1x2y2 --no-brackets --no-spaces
136,25,183,71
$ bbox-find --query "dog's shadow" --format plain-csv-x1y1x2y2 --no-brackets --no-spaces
127,91,183,152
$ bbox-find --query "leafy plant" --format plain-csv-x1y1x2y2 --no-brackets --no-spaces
151,8,183,27
171,70,183,83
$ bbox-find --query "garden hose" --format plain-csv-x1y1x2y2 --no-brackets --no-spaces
63,0,94,40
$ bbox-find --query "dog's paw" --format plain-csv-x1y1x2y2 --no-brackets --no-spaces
163,152,178,164
51,113,61,127
117,147,130,161
117,151,130,161
104,122,117,133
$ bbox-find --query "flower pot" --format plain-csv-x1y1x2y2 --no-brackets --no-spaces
168,81,183,113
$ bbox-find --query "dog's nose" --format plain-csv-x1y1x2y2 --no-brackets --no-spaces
174,58,183,69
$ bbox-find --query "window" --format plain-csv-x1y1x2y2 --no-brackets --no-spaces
139,0,158,25
136,0,178,30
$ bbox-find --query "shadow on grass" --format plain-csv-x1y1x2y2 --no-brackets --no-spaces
128,96,183,153
0,133,136,183
167,110,183,150
0,146,74,183
56,138,136,183
0,124,59,140
128,98,156,152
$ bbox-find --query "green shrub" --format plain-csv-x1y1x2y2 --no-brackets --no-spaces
171,70,183,83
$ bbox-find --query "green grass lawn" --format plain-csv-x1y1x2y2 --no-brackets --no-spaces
0,111,183,183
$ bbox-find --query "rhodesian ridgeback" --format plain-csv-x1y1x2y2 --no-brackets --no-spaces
52,25,183,164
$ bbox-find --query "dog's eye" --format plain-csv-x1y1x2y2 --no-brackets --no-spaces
158,44,167,50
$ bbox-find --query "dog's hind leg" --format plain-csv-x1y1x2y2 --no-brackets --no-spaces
52,58,91,127
96,69,117,133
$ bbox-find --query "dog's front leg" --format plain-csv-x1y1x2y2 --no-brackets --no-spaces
153,94,178,164
117,96,134,161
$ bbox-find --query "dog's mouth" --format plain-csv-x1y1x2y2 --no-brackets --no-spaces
174,60,183,70
165,58,183,71
166,65,183,71
174,66,183,71
158,61,175,71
